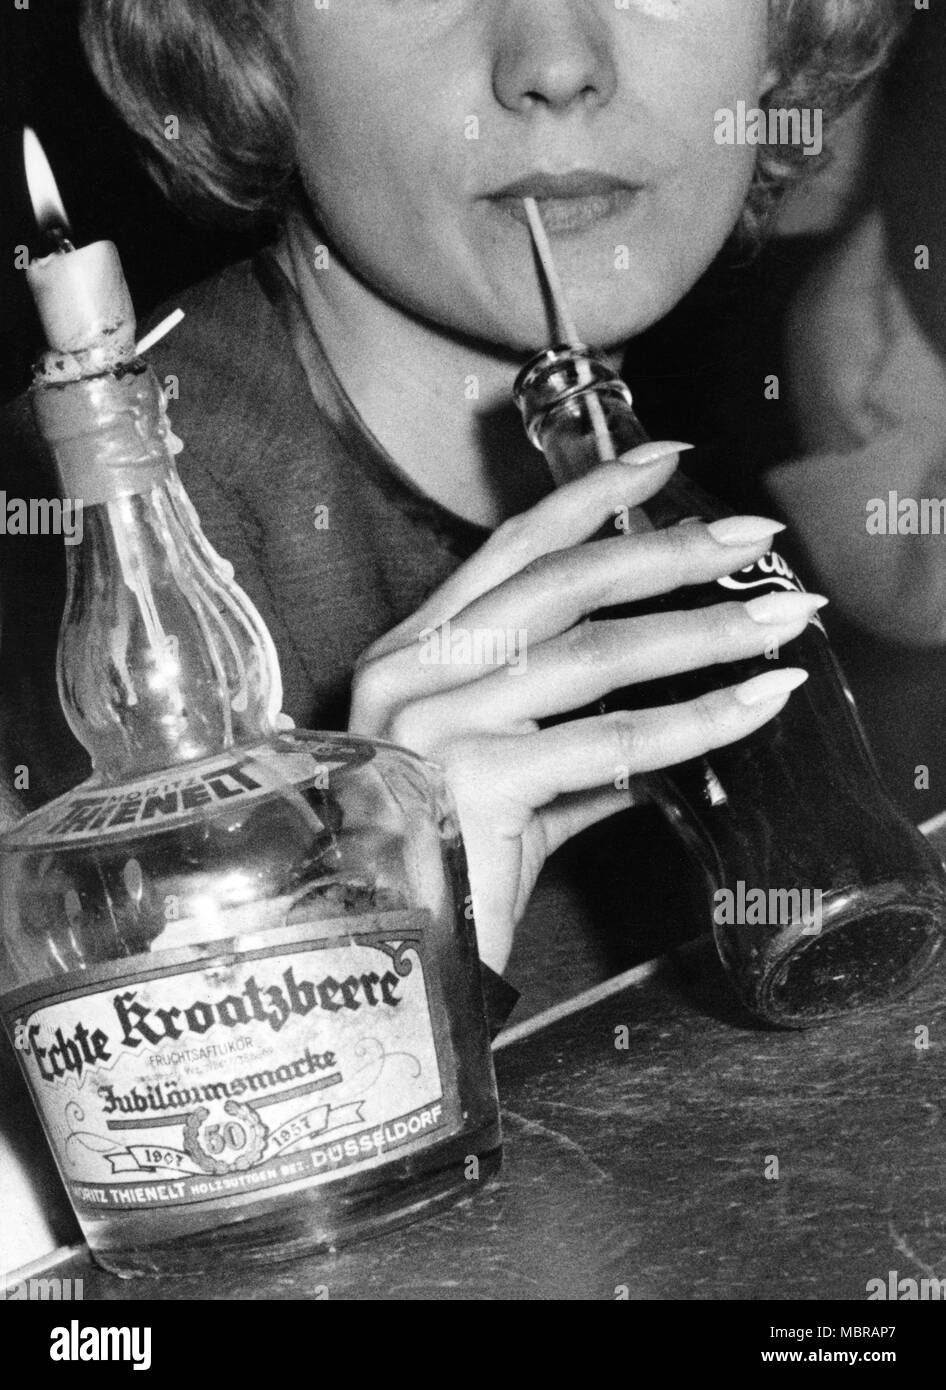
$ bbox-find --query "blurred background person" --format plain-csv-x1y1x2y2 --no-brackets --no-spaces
768,3,946,820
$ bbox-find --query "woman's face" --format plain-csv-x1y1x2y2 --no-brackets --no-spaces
288,0,771,351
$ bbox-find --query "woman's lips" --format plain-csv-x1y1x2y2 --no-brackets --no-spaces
486,172,645,234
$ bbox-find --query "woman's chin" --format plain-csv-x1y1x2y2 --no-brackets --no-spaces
478,301,665,357
402,271,674,357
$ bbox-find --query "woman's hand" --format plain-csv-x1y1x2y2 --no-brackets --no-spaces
349,444,818,974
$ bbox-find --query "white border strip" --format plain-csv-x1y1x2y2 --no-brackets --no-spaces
492,956,662,1051
7,1243,85,1283
920,809,946,840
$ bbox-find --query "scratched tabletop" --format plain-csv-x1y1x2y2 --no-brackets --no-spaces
54,927,946,1302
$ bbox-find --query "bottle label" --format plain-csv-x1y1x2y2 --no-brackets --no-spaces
2,914,464,1217
717,550,827,635
1,739,373,850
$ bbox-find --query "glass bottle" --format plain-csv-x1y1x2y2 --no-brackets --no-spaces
514,346,946,1027
0,362,500,1277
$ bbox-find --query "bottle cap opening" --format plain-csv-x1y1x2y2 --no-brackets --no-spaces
513,343,599,405
513,344,634,443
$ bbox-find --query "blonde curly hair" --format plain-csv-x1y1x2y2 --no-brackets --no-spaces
752,0,911,235
80,0,910,235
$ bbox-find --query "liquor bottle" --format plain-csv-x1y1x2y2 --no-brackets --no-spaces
514,345,946,1026
0,360,501,1277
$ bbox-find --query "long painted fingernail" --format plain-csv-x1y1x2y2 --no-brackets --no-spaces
707,516,787,547
745,593,829,626
620,441,695,468
734,668,809,706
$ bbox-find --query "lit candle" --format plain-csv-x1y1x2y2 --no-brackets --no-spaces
23,127,136,360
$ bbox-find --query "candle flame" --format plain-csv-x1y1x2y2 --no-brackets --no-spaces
23,127,71,235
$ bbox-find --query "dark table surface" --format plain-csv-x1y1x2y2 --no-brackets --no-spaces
53,923,946,1301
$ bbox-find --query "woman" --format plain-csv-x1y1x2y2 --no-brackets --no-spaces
1,0,905,993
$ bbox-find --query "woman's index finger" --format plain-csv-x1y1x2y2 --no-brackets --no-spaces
363,445,684,658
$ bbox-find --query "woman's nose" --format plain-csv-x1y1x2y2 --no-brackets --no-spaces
492,0,618,115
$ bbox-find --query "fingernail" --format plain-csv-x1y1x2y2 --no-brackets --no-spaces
707,516,787,547
734,668,809,707
620,441,695,468
744,592,829,626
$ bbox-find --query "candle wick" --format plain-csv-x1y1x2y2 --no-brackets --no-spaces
42,224,75,255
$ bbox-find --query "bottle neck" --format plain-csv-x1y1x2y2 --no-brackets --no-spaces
513,345,650,488
513,344,719,530
34,367,282,781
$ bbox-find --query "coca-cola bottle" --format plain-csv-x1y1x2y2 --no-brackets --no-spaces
514,345,946,1027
